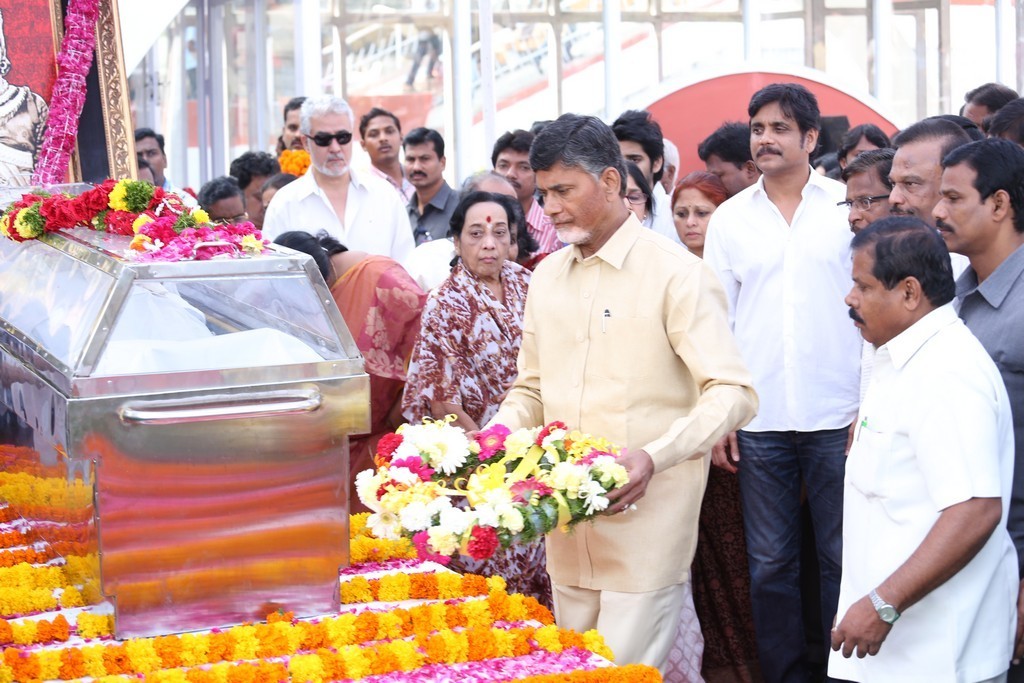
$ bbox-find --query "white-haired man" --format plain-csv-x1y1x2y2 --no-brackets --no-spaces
263,96,414,262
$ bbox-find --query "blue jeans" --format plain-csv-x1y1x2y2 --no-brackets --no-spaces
737,427,849,683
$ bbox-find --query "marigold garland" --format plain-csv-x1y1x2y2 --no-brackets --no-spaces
278,149,311,176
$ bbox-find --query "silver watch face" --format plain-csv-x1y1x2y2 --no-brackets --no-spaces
878,605,899,623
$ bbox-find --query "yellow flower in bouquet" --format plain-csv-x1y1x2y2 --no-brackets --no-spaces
132,213,154,234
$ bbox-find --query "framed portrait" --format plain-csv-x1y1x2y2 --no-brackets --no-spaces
0,0,134,188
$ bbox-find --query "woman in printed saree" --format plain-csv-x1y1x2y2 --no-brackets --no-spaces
274,231,426,512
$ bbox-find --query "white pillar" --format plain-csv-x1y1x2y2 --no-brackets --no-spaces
742,0,759,63
479,0,496,150
452,0,473,182
872,0,893,103
295,0,322,97
603,0,621,121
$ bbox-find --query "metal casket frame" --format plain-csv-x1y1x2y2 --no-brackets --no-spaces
0,227,370,638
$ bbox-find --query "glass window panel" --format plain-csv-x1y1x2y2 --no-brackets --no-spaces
0,237,117,370
825,0,864,8
559,22,607,115
824,14,868,92
267,1,299,153
661,20,743,80
759,18,804,66
889,12,922,122
660,0,738,11
618,23,659,103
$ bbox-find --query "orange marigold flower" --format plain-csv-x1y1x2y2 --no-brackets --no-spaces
102,643,133,675
50,614,71,642
0,620,12,645
58,647,87,679
206,631,235,663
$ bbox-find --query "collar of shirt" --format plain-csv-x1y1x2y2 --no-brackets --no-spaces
410,180,453,214
955,242,1024,309
750,165,832,202
880,303,959,370
567,212,642,270
290,166,365,202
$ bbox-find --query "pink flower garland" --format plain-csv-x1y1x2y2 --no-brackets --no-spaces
31,0,102,186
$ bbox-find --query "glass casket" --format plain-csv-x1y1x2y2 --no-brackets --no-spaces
0,227,370,638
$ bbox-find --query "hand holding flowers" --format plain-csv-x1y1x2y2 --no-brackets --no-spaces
357,417,630,564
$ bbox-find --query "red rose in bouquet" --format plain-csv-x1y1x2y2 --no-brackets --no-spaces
466,525,500,561
104,210,137,236
375,432,404,467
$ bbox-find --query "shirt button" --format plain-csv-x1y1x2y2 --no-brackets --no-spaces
582,291,591,299
575,333,584,342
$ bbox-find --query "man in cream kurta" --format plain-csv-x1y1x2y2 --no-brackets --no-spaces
491,113,757,674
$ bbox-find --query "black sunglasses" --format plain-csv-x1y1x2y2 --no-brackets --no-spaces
309,130,353,147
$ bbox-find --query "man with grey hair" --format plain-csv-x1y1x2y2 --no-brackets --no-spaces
490,113,757,674
660,138,679,195
263,95,413,262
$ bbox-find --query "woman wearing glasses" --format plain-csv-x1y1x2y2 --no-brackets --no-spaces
623,161,655,225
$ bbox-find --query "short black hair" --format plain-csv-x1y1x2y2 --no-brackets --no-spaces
942,137,1024,234
530,113,627,194
624,161,654,219
892,118,971,160
358,107,401,139
851,216,955,307
697,122,752,166
925,114,984,141
841,147,895,189
283,96,306,122
964,82,1019,112
134,127,165,154
837,124,891,163
229,151,280,191
196,175,244,212
748,83,821,136
260,172,298,196
274,231,348,283
611,110,665,183
449,191,521,241
491,129,534,168
986,98,1024,144
403,127,445,158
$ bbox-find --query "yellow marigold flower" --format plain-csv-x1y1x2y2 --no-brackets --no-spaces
534,624,563,653
132,213,154,234
337,644,371,680
376,610,406,640
10,620,36,645
81,644,107,678
177,632,210,666
340,575,373,604
388,639,424,671
491,627,517,658
76,612,114,638
60,585,85,608
436,572,464,599
108,180,131,211
583,629,615,660
288,654,325,683
461,598,492,629
232,624,259,659
35,649,62,681
13,212,40,239
0,213,11,238
192,208,211,224
377,572,410,602
125,639,162,674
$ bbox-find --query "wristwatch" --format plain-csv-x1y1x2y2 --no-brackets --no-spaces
869,589,900,624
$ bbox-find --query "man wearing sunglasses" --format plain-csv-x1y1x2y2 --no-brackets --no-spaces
839,148,894,234
263,96,414,263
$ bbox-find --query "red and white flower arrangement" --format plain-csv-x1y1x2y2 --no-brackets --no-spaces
357,417,629,565
0,179,268,262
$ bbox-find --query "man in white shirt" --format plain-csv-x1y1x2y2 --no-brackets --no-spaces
262,96,414,263
704,83,863,683
830,216,1016,682
611,110,682,245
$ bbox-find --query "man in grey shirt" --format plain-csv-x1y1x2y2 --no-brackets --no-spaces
404,127,458,245
933,137,1024,671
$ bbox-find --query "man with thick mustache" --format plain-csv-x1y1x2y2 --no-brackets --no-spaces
404,127,458,245
262,96,414,262
705,83,863,683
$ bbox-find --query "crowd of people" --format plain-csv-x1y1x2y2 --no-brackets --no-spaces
130,78,1024,683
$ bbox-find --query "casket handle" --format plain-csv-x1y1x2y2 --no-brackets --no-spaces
119,389,322,425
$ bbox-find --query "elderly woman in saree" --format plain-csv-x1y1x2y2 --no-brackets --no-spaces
274,231,426,512
402,191,550,608
402,190,531,431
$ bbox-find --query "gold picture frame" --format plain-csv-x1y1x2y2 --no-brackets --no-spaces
0,0,134,186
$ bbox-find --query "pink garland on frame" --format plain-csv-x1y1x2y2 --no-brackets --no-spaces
31,0,103,186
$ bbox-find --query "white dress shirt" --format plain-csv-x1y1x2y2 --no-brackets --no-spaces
403,238,455,291
262,167,414,262
704,169,861,432
649,183,684,246
829,304,1016,683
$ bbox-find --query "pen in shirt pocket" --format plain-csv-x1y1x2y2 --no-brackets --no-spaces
602,309,610,333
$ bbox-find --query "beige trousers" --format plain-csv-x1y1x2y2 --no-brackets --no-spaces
552,581,689,676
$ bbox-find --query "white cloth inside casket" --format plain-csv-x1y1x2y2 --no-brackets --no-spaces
93,284,325,375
